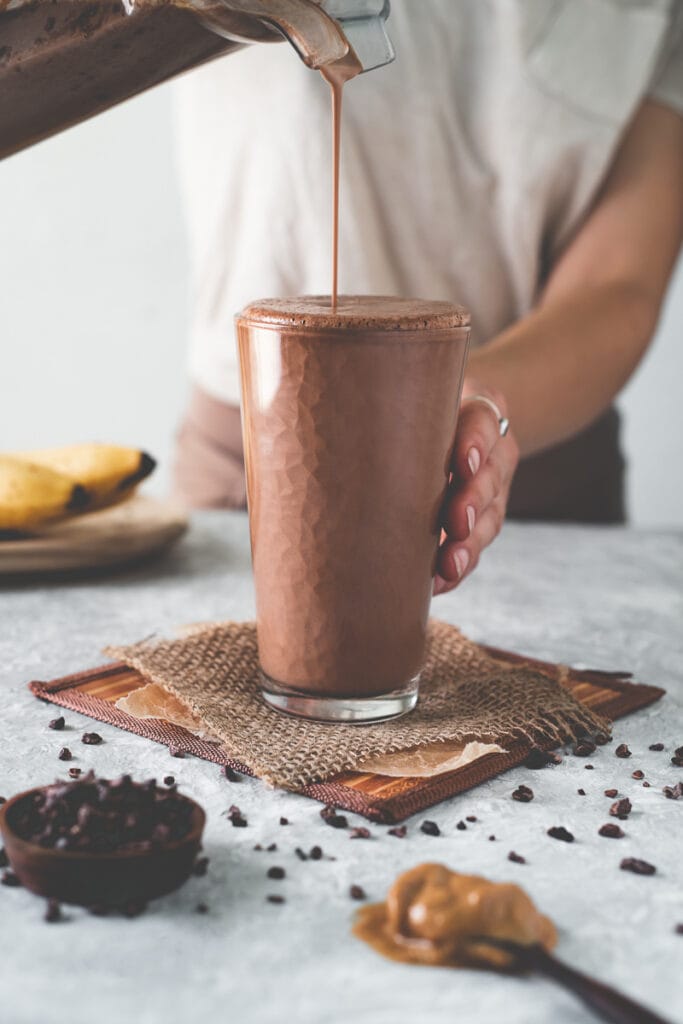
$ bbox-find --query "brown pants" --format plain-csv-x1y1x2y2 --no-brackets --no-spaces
173,386,625,524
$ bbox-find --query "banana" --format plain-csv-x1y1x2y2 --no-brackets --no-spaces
10,443,156,510
0,455,89,531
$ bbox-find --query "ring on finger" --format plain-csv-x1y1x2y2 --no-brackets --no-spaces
464,394,510,438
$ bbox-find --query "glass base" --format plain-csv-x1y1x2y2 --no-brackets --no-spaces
259,671,419,724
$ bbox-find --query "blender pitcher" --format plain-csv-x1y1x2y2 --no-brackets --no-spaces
0,0,394,159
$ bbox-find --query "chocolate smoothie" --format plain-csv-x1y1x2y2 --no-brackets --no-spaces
237,295,470,721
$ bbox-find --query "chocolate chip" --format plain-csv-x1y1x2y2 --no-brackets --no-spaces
671,749,683,767
609,798,632,819
349,827,371,839
320,806,348,829
223,766,242,782
266,843,277,852
512,784,534,803
620,858,656,876
193,857,209,877
648,743,664,752
488,835,496,841
295,848,308,861
163,776,175,786
599,823,625,839
266,894,285,904
615,744,631,759
604,789,618,798
58,747,72,762
456,821,467,831
547,826,574,843
584,764,595,770
267,866,285,880
48,716,65,731
420,820,440,836
0,848,8,868
169,746,185,759
44,898,62,923
508,851,526,864
82,732,102,745
68,768,82,779
573,739,596,757
2,871,20,887
388,825,407,838
195,902,209,914
523,748,561,769
228,805,247,828
630,770,644,780
466,815,477,822
643,781,651,788
663,783,683,800
279,817,289,826
349,885,366,901
577,789,586,796
309,846,323,860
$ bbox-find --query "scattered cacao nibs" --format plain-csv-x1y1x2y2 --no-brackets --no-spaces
295,848,308,861
0,848,8,868
466,815,477,823
68,768,82,779
58,747,72,762
671,747,683,767
599,823,625,839
508,851,526,864
9,773,195,853
309,845,323,860
193,857,209,877
163,776,175,787
44,898,62,923
609,798,632,819
643,781,651,788
266,843,277,852
349,827,371,839
195,902,209,914
631,770,644,780
349,885,366,901
604,789,618,798
577,789,586,796
169,747,185,759
122,901,147,918
253,844,263,851
547,826,574,843
512,784,534,803
267,866,285,880
420,820,440,837
388,825,407,838
267,894,285,904
523,748,561,769
572,739,596,757
2,870,20,887
663,783,683,800
223,766,242,782
320,806,348,829
456,821,467,831
488,835,496,841
649,743,664,752
48,716,65,731
82,732,103,746
620,857,656,876
279,817,289,826
584,765,594,770
227,805,247,828
615,744,631,759
675,924,683,935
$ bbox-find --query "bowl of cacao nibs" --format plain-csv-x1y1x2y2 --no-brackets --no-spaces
0,772,205,909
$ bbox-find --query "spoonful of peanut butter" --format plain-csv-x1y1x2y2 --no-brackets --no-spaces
353,862,556,969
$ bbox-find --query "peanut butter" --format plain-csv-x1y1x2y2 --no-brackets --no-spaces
353,863,557,969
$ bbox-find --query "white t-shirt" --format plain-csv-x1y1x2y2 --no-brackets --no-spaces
173,0,683,406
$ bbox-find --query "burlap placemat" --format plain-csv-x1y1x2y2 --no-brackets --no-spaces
104,620,608,791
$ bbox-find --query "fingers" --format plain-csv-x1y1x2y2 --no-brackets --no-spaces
443,438,510,541
436,497,506,588
451,395,507,484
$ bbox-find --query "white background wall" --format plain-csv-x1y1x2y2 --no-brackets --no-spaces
1,85,682,527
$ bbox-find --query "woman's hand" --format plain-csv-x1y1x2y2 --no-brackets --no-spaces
434,381,519,595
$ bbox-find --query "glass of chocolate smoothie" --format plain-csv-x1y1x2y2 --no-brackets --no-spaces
236,296,470,722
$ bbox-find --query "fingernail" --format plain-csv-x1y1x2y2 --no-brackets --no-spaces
466,505,476,535
433,574,447,596
467,447,480,476
452,548,470,579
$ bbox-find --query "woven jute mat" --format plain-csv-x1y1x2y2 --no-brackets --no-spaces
103,619,610,791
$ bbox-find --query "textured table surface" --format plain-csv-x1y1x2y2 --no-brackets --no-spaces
1,513,682,1024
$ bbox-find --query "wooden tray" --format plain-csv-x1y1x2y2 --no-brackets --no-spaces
29,647,664,823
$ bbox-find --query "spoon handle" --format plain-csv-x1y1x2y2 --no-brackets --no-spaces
528,946,671,1024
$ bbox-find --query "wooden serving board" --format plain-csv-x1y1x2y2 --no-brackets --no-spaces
0,494,188,577
29,648,664,823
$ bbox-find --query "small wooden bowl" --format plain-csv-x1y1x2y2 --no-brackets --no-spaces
0,786,205,908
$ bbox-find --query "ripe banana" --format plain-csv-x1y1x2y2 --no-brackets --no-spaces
0,455,89,531
10,443,156,510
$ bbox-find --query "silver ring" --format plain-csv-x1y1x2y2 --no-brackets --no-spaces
464,394,510,437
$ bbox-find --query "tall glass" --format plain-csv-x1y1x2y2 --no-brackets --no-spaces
236,296,470,723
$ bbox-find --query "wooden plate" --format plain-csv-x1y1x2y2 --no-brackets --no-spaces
0,494,188,576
